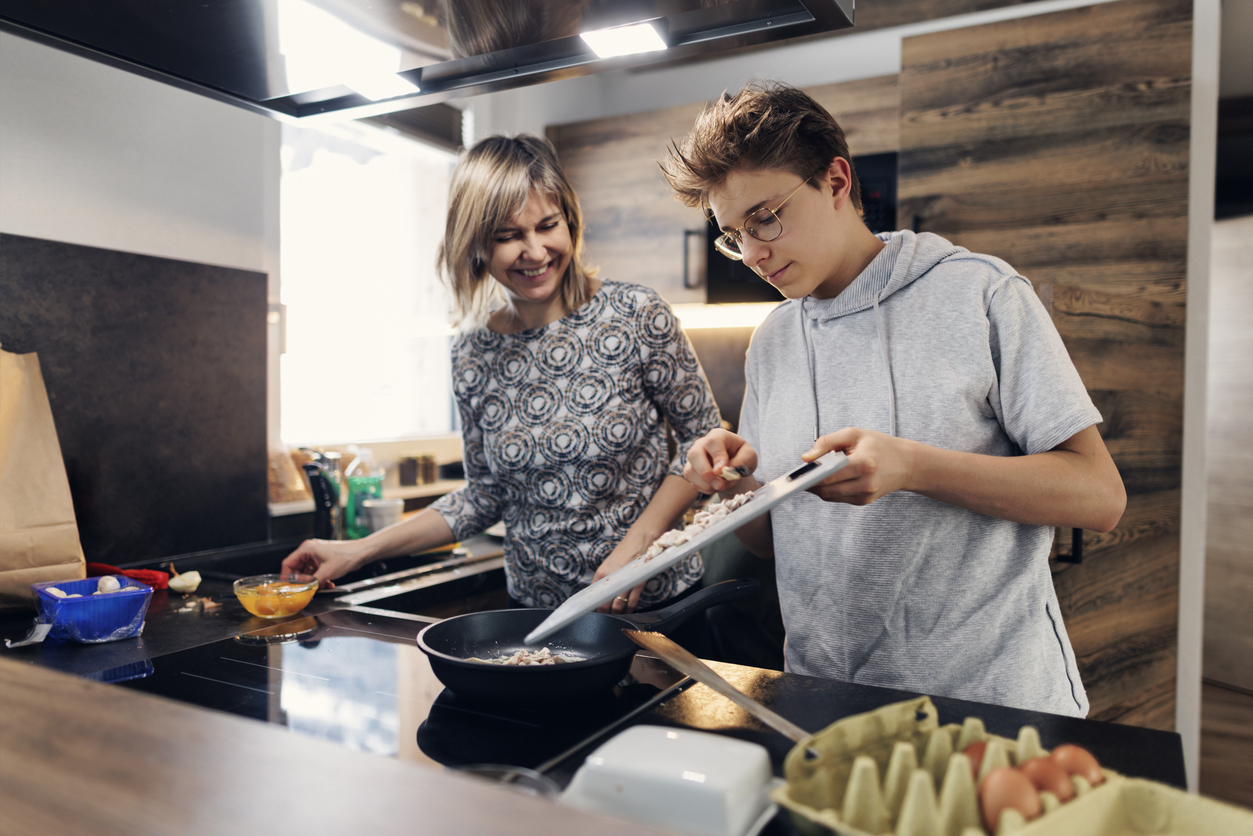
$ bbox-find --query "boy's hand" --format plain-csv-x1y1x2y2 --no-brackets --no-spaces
685,429,758,494
802,428,917,505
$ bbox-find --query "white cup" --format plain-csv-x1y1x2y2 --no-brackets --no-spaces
362,497,404,533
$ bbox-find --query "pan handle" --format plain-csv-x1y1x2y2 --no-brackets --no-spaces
616,578,761,634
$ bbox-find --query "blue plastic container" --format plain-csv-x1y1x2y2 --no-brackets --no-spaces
31,576,154,643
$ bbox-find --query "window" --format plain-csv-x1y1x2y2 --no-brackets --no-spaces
279,120,457,444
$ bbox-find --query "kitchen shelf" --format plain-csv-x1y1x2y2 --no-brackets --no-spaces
268,479,466,517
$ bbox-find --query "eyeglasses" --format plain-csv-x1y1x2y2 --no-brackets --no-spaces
713,177,812,260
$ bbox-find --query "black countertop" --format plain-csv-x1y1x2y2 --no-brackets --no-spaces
0,536,506,678
1,540,1188,836
629,663,1186,787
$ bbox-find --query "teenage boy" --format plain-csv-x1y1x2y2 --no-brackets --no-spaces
662,82,1125,716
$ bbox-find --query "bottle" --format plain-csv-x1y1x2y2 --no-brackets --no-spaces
344,446,385,539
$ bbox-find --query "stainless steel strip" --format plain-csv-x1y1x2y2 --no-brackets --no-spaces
335,556,506,608
328,548,492,594
339,605,441,624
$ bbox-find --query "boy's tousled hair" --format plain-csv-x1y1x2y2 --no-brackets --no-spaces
661,81,862,214
437,134,596,329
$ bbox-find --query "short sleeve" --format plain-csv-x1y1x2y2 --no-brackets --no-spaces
987,276,1103,455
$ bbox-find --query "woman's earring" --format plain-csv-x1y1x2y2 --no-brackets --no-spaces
472,257,485,274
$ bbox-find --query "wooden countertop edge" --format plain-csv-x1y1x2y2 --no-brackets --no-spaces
0,656,677,836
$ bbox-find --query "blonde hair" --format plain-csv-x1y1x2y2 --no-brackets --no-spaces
438,134,597,329
661,81,863,214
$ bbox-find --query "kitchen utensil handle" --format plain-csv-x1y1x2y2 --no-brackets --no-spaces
624,629,811,744
619,578,760,632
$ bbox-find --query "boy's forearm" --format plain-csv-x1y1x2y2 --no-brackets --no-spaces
908,426,1126,532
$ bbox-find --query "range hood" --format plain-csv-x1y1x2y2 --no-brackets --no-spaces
0,0,854,123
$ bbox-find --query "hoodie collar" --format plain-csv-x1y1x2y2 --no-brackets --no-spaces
802,230,970,321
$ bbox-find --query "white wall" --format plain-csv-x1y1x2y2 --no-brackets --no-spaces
0,32,280,277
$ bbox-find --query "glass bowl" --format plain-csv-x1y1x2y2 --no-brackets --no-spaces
233,573,318,619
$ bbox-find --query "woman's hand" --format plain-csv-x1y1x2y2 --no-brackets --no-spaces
592,543,646,614
685,429,759,495
280,539,370,588
801,427,917,505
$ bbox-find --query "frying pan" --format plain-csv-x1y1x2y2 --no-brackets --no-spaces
416,578,760,707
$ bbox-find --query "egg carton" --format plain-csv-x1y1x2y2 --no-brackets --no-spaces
773,696,1253,836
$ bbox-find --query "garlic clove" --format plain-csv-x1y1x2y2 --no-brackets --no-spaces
168,571,202,594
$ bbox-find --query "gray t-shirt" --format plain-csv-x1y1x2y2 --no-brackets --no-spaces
432,281,720,608
740,231,1101,716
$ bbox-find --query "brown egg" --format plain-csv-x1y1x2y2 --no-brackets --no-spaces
979,766,1042,832
964,740,987,778
1050,744,1104,786
1019,756,1075,801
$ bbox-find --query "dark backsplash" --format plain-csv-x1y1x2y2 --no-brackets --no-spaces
0,233,268,564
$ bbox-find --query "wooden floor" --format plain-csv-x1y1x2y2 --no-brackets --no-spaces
1200,681,1253,809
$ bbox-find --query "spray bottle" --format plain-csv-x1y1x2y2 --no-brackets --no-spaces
344,446,384,539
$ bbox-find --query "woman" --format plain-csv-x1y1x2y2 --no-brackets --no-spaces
282,135,721,615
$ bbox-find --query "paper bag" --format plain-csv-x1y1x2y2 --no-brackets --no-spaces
0,347,86,610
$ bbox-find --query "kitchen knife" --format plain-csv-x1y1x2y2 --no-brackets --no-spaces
523,452,849,645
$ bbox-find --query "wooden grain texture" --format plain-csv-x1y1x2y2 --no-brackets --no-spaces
646,1,1062,71
1203,216,1253,693
899,0,1191,730
0,657,675,836
548,76,899,303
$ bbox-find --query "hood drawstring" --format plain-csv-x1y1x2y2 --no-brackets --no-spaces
801,298,820,442
804,294,898,441
872,293,897,438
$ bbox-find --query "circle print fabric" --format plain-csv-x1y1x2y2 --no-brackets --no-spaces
432,281,718,608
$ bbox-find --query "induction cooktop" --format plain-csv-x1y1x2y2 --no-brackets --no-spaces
116,609,690,778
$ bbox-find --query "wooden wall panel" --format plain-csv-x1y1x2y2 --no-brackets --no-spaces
899,0,1192,729
548,75,900,303
549,100,708,304
652,2,1063,71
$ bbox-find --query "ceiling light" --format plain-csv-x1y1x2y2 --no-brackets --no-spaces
343,74,420,101
279,0,418,100
580,21,667,59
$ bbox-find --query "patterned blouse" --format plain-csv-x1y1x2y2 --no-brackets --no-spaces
430,281,721,607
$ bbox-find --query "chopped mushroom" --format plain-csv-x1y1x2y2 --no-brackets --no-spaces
641,491,756,562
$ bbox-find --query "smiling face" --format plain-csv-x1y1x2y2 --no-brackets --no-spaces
487,190,573,326
708,159,874,300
